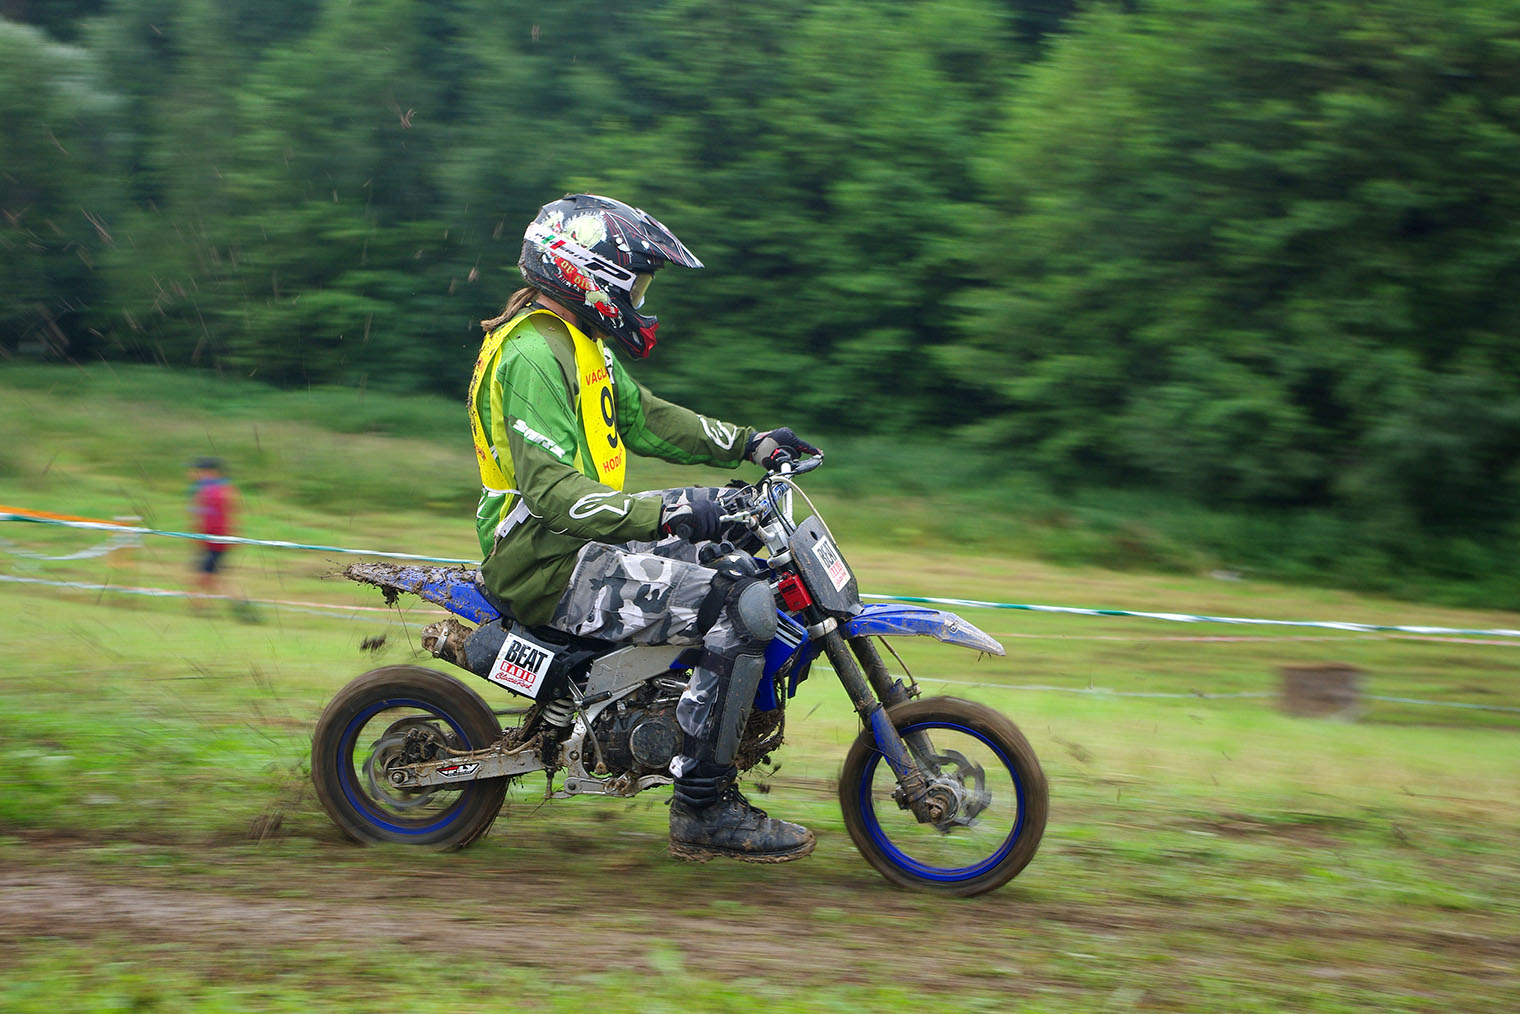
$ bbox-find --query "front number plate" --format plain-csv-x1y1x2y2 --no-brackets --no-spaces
812,537,852,592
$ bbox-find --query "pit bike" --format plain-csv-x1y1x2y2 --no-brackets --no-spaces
314,455,1048,896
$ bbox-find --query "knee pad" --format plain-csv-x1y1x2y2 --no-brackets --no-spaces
729,577,778,644
695,555,771,636
685,578,776,768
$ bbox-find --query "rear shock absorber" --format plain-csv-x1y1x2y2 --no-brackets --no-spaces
540,697,576,728
540,695,606,777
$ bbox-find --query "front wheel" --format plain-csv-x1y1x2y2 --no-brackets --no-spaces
311,665,508,849
839,696,1048,896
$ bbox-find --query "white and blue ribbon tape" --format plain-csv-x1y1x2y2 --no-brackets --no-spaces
5,511,1520,640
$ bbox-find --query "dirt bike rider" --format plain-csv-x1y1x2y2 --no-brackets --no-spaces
470,194,820,863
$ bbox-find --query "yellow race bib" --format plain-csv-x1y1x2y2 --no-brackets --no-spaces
469,309,625,498
571,324,626,490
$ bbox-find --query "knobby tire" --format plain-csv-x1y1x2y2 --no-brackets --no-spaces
311,665,508,849
839,696,1048,896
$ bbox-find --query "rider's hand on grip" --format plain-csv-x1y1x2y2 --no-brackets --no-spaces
746,427,819,472
660,488,723,543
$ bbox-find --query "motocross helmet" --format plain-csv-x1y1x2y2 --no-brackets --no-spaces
519,193,703,359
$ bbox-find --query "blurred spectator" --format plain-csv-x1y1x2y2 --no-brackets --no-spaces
186,457,254,620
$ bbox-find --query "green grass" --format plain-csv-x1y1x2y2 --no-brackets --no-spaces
5,360,1519,609
1,580,1515,1010
1,362,1518,1011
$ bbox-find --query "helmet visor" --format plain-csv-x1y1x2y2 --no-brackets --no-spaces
630,272,655,309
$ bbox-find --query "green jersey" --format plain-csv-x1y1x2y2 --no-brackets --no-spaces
470,310,753,626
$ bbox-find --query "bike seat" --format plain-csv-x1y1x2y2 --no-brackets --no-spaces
473,579,614,653
472,579,516,623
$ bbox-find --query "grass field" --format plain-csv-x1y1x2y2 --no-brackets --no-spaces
1,366,1517,1011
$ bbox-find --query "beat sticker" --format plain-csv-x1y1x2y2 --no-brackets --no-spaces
812,537,852,592
487,633,556,699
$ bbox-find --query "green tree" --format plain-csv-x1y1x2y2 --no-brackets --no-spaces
205,0,455,388
0,21,121,356
538,0,1028,428
0,0,109,42
85,0,242,367
952,0,1520,532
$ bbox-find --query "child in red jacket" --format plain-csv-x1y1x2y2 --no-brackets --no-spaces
187,457,245,614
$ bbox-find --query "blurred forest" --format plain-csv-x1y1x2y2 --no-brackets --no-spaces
3,0,1519,601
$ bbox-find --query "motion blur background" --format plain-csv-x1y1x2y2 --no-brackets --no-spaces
5,0,1519,608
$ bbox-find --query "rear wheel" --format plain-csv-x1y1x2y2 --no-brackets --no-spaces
839,696,1048,896
311,665,507,848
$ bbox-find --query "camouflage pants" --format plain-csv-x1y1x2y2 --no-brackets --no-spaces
546,535,753,778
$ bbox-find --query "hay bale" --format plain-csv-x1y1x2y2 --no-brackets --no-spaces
1280,664,1363,719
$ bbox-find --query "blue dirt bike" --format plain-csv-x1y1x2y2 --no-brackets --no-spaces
313,455,1048,896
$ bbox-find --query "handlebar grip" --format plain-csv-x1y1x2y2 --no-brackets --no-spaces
773,450,823,475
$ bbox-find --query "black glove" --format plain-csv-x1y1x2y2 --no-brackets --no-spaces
660,488,723,543
746,427,819,471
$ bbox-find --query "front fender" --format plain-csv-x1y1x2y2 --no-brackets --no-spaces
841,603,1005,656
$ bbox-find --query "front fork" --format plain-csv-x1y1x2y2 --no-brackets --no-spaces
818,626,943,823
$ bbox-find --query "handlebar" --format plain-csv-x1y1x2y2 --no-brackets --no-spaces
769,449,823,476
716,451,822,525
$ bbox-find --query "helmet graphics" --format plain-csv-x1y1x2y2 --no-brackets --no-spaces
519,194,703,358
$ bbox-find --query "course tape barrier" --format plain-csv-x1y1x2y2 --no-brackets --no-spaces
0,573,435,622
4,572,1518,715
0,505,139,526
914,678,1520,714
1,529,140,561
985,631,1520,647
5,510,1520,640
859,593,1520,640
0,506,143,562
0,512,473,565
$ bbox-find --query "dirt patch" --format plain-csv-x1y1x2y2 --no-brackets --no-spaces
1,833,1515,991
0,841,1028,984
0,868,431,948
1178,811,1357,849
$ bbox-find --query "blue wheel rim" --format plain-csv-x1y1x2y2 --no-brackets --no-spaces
856,719,1027,883
335,696,476,837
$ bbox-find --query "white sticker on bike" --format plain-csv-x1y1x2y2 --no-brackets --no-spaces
812,537,852,592
436,763,481,779
488,633,556,699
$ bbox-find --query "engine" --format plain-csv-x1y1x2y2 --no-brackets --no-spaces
588,680,684,777
587,676,788,778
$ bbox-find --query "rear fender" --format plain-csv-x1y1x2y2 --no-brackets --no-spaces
842,603,1005,656
344,562,500,624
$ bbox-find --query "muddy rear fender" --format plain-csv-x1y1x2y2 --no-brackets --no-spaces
343,562,500,624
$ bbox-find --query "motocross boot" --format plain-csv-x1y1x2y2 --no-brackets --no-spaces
669,762,816,863
668,574,812,862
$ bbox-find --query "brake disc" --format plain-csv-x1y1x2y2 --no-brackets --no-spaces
362,718,460,810
927,747,991,830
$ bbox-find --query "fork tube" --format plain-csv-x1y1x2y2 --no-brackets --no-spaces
820,629,929,806
819,629,878,713
849,636,912,708
850,634,939,772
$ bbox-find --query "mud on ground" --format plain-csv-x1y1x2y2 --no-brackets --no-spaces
2,822,1516,1005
